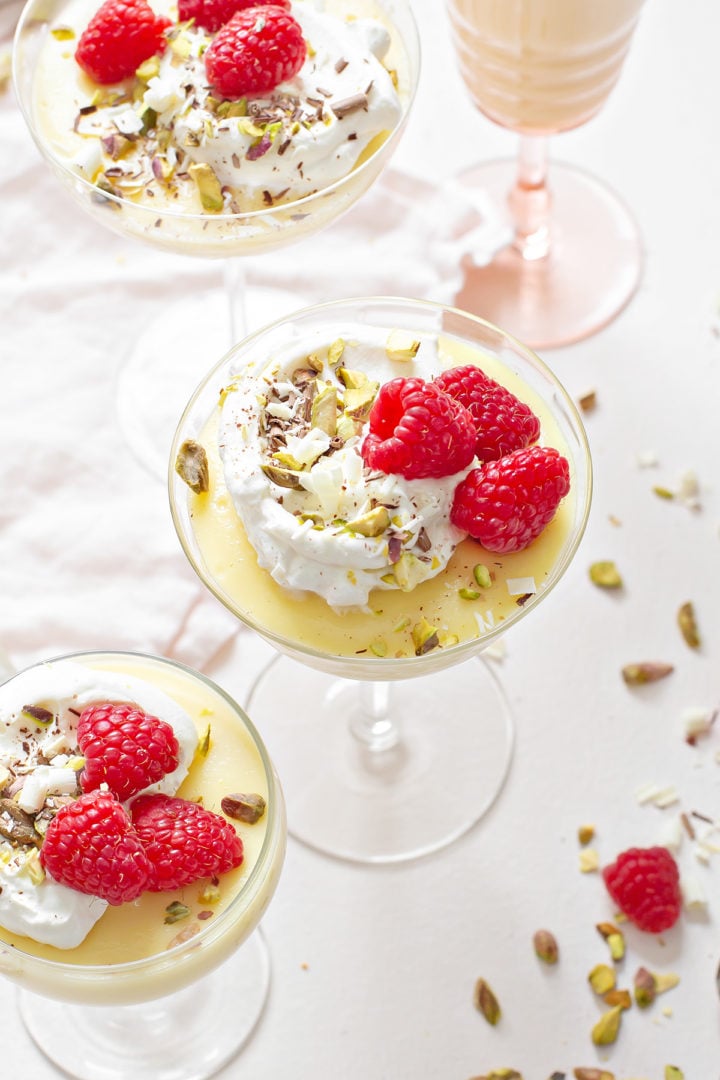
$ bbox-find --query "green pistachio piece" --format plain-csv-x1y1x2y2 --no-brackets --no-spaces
188,162,224,213
310,385,338,436
345,506,390,537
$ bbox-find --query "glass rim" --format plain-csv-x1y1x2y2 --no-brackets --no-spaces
0,648,283,977
12,0,421,227
168,294,593,673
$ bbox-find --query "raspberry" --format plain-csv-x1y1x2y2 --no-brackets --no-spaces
451,445,570,553
602,846,682,933
177,0,289,32
362,378,477,480
40,791,150,906
75,0,171,85
434,364,540,463
77,702,180,803
204,6,306,98
131,794,244,891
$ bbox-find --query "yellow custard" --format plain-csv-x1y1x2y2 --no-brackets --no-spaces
0,653,285,1004
185,337,576,665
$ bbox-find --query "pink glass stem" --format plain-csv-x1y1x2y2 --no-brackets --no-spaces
508,135,552,262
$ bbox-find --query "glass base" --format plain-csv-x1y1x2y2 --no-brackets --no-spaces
116,284,303,481
18,928,270,1080
454,159,642,349
246,654,514,864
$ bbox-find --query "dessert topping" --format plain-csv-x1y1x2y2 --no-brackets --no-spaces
204,7,307,98
473,977,501,1026
77,701,180,802
177,0,290,33
602,846,682,933
75,0,171,85
588,560,623,588
532,928,559,964
175,439,210,494
434,363,540,463
220,791,267,823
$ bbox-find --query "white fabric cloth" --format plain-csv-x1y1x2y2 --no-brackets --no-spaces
0,41,504,674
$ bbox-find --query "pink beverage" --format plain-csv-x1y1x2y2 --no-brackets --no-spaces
447,0,645,135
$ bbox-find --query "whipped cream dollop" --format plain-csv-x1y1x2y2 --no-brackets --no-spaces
0,660,198,949
218,325,472,609
70,0,402,208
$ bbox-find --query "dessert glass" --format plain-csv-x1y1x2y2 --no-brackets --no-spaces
0,650,286,1080
12,0,420,476
446,0,647,349
169,296,592,864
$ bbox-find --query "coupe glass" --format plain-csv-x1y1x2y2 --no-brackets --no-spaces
0,650,286,1080
446,0,647,349
12,0,420,476
169,296,592,864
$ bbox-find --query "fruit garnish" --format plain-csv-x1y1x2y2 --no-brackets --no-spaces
78,702,180,802
434,363,540,463
204,6,306,98
602,845,682,933
131,793,244,890
40,790,151,905
75,0,171,85
361,377,476,480
177,0,289,33
450,445,570,554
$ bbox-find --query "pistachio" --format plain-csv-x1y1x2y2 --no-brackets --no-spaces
337,367,367,389
196,723,211,758
135,55,160,80
652,485,675,500
473,977,501,1025
345,506,390,538
305,352,324,373
343,383,379,421
603,988,631,1014
578,848,599,873
591,1004,623,1045
221,792,266,824
310,385,338,435
633,966,656,1007
0,799,40,847
336,413,360,442
411,617,440,657
327,339,345,366
573,1071,615,1080
578,824,595,845
588,964,616,995
175,439,209,494
473,564,492,589
188,162,224,212
578,390,597,412
607,935,625,962
459,587,481,601
198,883,221,905
370,639,388,658
589,561,623,588
664,1068,684,1080
677,601,700,648
386,328,420,361
164,901,191,925
487,1072,523,1080
271,451,304,471
533,929,559,965
621,661,674,686
393,552,425,592
653,971,680,994
51,25,75,39
261,463,303,489
21,849,45,885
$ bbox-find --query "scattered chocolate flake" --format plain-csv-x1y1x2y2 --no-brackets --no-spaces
680,812,696,840
262,190,273,206
22,705,54,725
334,57,348,73
691,809,714,825
330,92,368,119
416,527,431,553
347,132,358,141
515,593,532,606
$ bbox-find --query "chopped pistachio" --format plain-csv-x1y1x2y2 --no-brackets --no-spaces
411,617,440,656
595,922,624,962
175,439,209,494
196,723,211,758
310,385,338,436
198,882,221,905
664,1068,684,1080
603,988,632,1010
164,901,192,925
21,849,45,885
573,1071,615,1080
653,971,680,994
473,977,501,1025
0,799,40,847
343,383,379,421
221,792,266,824
486,1072,523,1080
337,367,367,389
135,55,160,80
533,929,559,964
589,561,623,588
578,848,599,873
633,966,657,1008
578,824,595,845
393,552,424,592
578,390,597,413
591,1004,623,1046
473,564,492,589
188,162,224,212
677,601,700,648
392,617,409,633
327,339,345,366
621,661,674,686
370,639,388,658
22,704,54,726
386,328,420,361
588,964,616,995
261,463,303,489
459,587,481,601
51,25,75,39
345,506,390,537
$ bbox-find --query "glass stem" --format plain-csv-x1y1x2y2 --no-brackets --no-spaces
350,682,400,752
508,135,552,261
223,257,248,346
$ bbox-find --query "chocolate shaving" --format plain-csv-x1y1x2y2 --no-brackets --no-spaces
416,527,431,553
22,704,54,725
334,57,348,73
330,93,368,119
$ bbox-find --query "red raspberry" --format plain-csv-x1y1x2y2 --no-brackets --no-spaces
75,0,171,85
451,445,570,553
131,794,244,890
204,6,306,98
177,0,289,32
362,378,477,480
77,702,180,803
40,791,150,906
434,364,540,463
602,846,682,933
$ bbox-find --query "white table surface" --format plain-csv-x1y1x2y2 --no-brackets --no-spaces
1,0,719,1077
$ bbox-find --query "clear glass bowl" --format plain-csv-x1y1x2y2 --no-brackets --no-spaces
12,0,420,257
0,650,286,1079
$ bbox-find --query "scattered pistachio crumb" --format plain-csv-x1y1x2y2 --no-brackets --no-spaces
621,661,674,686
677,601,701,648
533,929,559,964
198,882,221,905
591,1004,623,1046
578,824,595,845
164,901,192,925
578,390,597,412
588,964,616,996
473,563,492,589
664,1067,683,1080
459,587,481,601
652,485,675,500
589,561,623,588
579,848,599,873
473,977,501,1025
